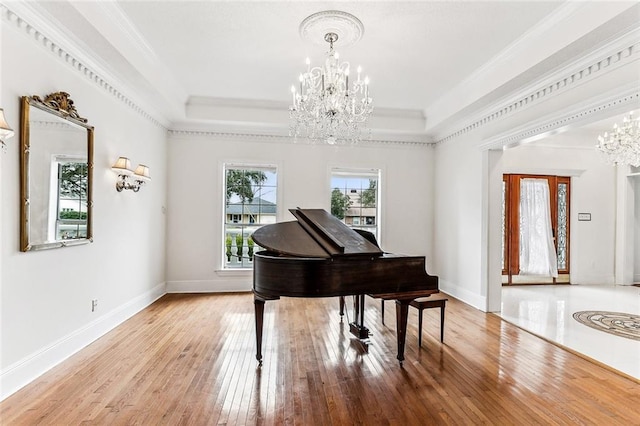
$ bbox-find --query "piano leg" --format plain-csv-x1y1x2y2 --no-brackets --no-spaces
254,296,265,365
395,299,411,365
339,296,345,317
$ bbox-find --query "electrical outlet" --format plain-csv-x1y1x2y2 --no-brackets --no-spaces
91,299,98,312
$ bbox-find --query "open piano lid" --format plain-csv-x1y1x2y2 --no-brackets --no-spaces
251,208,384,258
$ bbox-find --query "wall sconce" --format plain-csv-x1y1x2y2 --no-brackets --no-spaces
111,156,151,192
0,108,15,152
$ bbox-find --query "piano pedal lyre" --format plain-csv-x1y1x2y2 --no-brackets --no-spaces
349,322,370,340
348,294,371,339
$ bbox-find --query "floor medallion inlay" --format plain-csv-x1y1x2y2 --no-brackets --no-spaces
573,311,640,341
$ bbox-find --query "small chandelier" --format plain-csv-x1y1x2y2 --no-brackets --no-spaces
289,32,373,145
596,111,640,167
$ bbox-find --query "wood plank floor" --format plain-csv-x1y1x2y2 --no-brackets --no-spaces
1,293,639,425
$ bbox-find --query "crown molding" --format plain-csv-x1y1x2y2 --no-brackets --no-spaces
69,1,187,117
426,2,638,134
168,128,432,148
435,29,640,146
426,1,582,127
479,85,640,150
7,1,634,150
30,120,79,131
1,2,168,129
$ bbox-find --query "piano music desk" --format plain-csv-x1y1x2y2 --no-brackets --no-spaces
381,294,448,347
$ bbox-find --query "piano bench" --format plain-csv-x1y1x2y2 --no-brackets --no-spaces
380,295,448,347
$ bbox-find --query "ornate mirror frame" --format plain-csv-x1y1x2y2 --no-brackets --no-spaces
20,92,94,251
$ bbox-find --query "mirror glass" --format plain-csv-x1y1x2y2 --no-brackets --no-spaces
20,93,94,251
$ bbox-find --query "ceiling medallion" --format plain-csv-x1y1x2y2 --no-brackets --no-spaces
299,10,364,48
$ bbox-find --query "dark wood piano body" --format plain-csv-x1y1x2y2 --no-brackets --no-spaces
252,208,439,365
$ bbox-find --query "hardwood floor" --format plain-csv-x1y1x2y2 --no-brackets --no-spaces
2,293,639,425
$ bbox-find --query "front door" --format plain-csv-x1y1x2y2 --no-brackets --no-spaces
503,174,570,285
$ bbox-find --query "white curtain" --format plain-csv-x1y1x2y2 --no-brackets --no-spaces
519,178,558,277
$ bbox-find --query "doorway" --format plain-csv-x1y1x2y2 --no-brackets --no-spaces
503,174,571,285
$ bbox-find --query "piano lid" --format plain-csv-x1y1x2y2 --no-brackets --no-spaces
251,208,384,258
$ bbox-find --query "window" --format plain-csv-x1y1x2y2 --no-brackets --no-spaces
330,168,380,241
55,159,88,240
223,165,277,269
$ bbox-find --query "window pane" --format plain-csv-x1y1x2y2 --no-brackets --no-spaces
56,161,88,240
224,166,277,269
330,169,380,242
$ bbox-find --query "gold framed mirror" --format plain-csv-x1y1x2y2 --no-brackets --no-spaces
20,92,94,251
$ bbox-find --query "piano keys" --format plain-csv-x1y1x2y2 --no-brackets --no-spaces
251,208,439,365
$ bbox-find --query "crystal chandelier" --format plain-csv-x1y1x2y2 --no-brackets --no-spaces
289,32,373,145
596,111,640,167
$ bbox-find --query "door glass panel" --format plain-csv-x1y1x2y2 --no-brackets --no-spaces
557,183,568,270
502,180,506,271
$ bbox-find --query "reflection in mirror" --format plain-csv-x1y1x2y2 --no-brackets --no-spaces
20,93,94,251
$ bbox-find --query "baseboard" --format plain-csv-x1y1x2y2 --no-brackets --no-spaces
570,274,616,285
166,278,252,293
438,279,487,312
0,282,166,401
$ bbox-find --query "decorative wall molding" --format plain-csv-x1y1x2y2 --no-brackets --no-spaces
436,35,640,146
479,88,640,150
0,3,167,130
4,2,637,150
168,129,434,148
30,120,80,131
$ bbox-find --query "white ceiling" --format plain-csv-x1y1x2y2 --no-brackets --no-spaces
115,1,560,108
18,1,640,141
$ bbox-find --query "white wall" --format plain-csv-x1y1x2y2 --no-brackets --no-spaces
433,127,626,311
165,135,435,292
502,142,617,285
1,24,167,399
635,176,640,283
433,133,487,308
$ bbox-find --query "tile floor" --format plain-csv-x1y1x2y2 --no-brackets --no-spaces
499,284,640,380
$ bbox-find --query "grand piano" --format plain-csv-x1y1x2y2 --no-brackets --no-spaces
251,208,439,365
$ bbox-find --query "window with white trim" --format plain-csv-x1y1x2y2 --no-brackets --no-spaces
223,165,277,269
330,168,380,242
54,158,88,241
